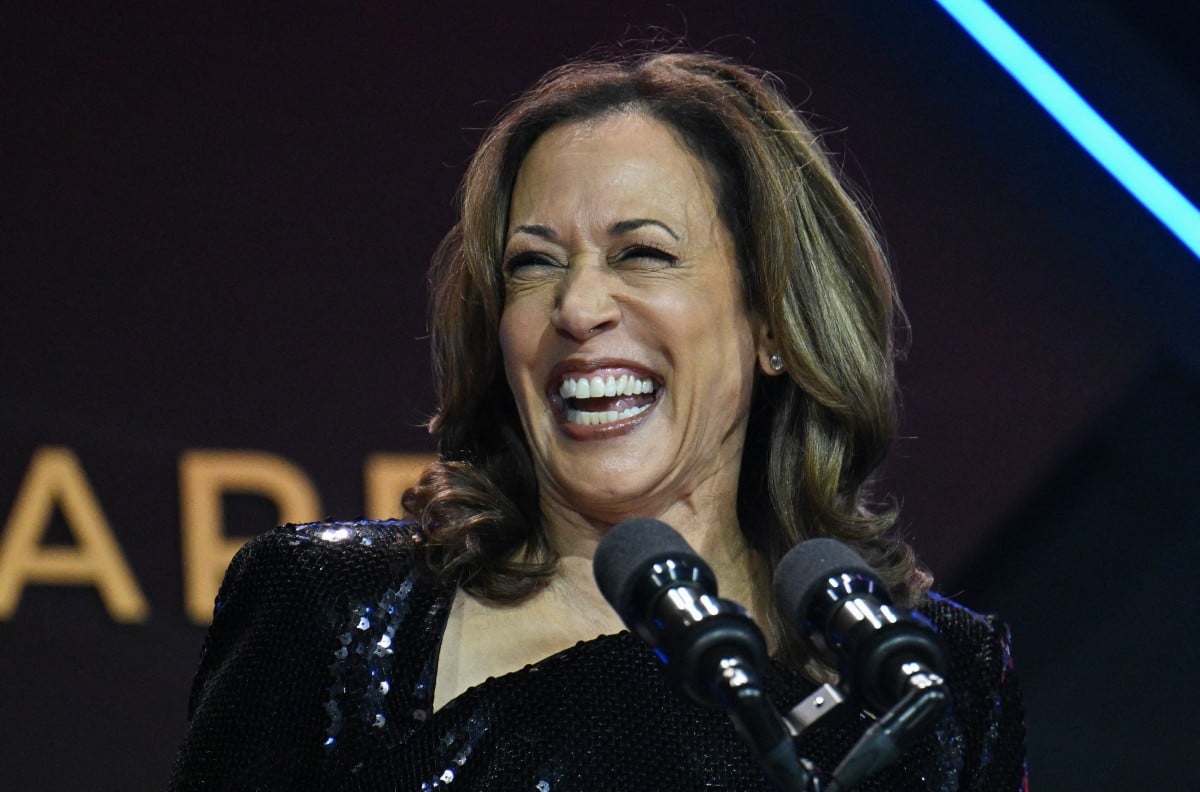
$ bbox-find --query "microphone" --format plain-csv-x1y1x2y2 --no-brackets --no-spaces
594,517,815,791
773,538,949,789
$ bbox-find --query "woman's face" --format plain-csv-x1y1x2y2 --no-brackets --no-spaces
499,112,773,527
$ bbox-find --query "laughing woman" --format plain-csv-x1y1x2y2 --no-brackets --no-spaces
170,50,1027,790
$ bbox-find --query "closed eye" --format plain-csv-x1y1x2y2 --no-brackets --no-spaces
502,251,562,276
613,244,678,266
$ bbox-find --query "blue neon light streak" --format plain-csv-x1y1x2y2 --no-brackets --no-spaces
934,0,1200,260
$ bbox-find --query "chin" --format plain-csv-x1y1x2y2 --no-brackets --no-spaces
552,470,669,522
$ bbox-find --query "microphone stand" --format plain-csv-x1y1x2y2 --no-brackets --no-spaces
650,586,822,791
777,667,950,791
703,650,822,791
824,665,948,791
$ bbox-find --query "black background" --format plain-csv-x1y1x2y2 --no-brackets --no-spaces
3,2,1198,788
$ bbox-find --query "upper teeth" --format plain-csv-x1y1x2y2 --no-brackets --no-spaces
559,374,654,400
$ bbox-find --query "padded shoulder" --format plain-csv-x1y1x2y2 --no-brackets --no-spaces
169,519,432,790
919,594,1028,791
219,518,424,602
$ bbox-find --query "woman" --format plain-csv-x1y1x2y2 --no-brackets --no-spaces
170,50,1026,790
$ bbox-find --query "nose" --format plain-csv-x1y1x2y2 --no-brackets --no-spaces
551,259,621,341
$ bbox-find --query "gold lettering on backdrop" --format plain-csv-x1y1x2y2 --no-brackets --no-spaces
0,447,150,622
363,453,434,519
180,450,321,624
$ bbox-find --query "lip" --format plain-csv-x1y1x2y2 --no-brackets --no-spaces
547,357,662,440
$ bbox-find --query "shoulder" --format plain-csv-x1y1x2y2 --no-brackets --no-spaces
222,518,426,590
918,593,1017,677
201,519,428,638
197,518,437,705
170,519,443,790
918,593,1027,790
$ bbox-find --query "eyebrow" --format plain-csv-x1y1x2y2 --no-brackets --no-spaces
611,218,680,240
508,219,681,242
509,224,557,241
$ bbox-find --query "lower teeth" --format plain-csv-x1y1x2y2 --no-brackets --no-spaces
565,403,650,426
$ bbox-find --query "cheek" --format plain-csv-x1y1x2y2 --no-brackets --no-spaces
692,297,759,396
498,300,543,398
663,288,755,355
498,310,523,386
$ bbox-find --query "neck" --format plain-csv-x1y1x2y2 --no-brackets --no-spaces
535,497,772,635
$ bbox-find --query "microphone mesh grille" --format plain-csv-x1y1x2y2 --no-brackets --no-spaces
593,518,695,615
772,538,874,627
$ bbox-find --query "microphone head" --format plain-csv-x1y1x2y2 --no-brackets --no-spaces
593,517,703,617
775,538,947,717
772,538,882,631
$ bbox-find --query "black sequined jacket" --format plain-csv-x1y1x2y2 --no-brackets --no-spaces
168,520,1027,791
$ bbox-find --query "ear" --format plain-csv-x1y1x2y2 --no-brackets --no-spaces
754,317,786,377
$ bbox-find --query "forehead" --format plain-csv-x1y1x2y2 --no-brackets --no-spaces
508,112,719,228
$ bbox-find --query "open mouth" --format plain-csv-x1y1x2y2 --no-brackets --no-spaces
552,371,660,427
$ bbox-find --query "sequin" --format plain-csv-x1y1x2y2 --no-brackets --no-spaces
318,526,355,543
169,521,1028,790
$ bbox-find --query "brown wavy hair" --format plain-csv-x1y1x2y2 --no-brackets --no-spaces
403,49,931,666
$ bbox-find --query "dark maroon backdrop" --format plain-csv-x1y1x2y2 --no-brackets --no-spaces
3,2,1197,788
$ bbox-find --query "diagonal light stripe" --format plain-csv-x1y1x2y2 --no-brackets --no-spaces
934,0,1200,260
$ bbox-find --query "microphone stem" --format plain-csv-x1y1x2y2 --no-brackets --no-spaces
707,653,818,791
829,676,949,790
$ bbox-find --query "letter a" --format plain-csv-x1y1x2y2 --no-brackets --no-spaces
0,447,149,622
